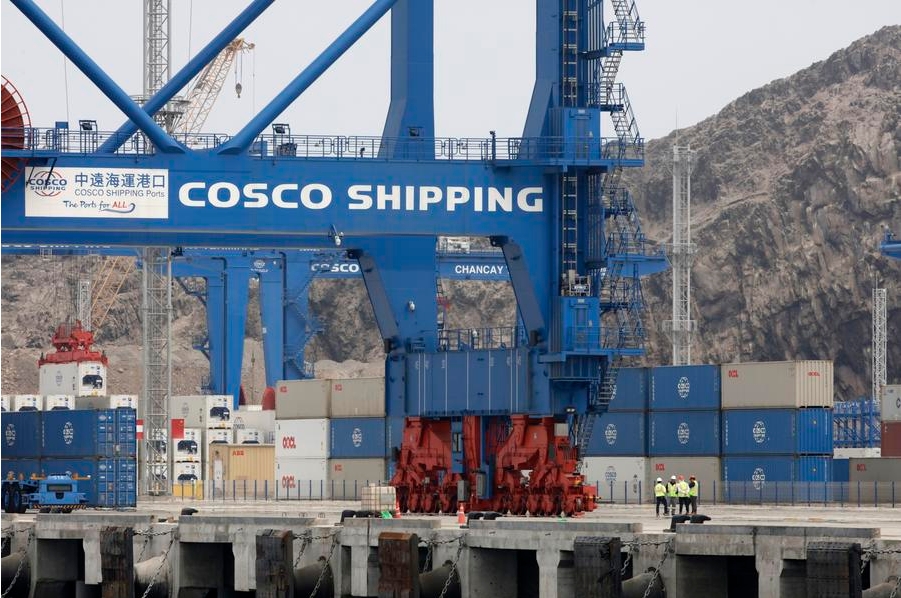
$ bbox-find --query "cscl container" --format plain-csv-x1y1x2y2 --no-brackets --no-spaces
329,377,385,417
721,408,833,455
650,365,720,410
328,458,388,498
275,457,330,499
583,412,646,456
648,410,720,455
275,379,330,419
582,456,647,502
881,385,901,422
276,419,329,458
207,443,274,482
645,456,722,501
44,395,74,410
13,395,41,411
329,417,386,458
1,411,42,458
720,361,833,409
721,456,832,484
608,367,649,412
42,409,125,458
882,422,901,457
0,458,41,481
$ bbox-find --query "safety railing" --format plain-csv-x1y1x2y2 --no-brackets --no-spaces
1,127,643,165
595,480,901,508
438,326,527,351
170,478,392,502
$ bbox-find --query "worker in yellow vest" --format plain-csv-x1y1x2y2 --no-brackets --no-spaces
666,475,679,515
677,475,690,514
688,475,699,514
654,477,668,518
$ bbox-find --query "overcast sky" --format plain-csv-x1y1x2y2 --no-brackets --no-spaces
2,1,898,141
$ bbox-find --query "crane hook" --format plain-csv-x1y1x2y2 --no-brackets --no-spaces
235,82,243,98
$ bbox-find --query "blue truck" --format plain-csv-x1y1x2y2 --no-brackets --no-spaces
2,474,89,513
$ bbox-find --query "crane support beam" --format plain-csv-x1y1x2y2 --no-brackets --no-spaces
9,0,185,154
100,0,274,153
492,235,546,346
348,248,402,352
219,0,401,154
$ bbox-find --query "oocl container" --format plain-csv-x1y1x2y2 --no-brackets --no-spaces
13,395,41,412
329,418,386,458
648,410,720,455
720,361,833,409
608,368,649,412
275,457,330,499
583,411,646,456
276,419,329,458
721,408,833,455
275,379,330,420
881,385,901,422
650,365,720,411
582,456,647,502
1,411,42,458
329,378,386,418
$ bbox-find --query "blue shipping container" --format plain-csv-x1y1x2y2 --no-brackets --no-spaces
721,408,833,455
1,411,42,458
43,409,137,458
608,368,649,412
832,458,850,482
0,459,41,481
651,365,721,410
584,411,646,456
648,410,720,455
722,456,794,483
796,456,832,483
329,418,387,458
39,457,136,508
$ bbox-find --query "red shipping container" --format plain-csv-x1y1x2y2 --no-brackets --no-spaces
882,421,901,457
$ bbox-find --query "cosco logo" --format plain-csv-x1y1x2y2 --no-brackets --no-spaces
5,424,15,446
604,466,617,482
27,170,68,197
752,467,766,490
677,376,690,399
179,182,332,209
677,423,690,444
604,424,617,445
352,427,363,448
282,436,296,449
281,475,297,489
752,421,767,444
310,262,360,274
63,422,74,444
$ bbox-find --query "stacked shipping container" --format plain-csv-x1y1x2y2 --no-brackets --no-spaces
719,361,834,496
0,408,138,507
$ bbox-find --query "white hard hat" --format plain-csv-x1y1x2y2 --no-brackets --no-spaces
670,475,677,480
656,477,663,483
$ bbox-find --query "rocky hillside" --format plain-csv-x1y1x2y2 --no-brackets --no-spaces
2,26,899,400
627,25,901,398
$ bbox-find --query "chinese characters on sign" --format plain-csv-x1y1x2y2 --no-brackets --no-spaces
24,167,169,218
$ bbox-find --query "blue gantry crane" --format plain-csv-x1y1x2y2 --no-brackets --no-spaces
1,0,663,511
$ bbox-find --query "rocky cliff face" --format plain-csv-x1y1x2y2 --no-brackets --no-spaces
627,25,901,398
2,26,899,400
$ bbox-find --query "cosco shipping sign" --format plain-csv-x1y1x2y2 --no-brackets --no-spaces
25,167,169,219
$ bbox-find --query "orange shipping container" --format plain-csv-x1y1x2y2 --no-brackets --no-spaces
207,443,275,482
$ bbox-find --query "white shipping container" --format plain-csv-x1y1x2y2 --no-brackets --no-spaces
173,462,202,482
207,428,232,444
13,395,41,411
329,378,386,418
582,457,647,503
75,395,112,410
173,428,202,462
833,448,881,459
276,457,330,498
275,379,330,420
39,363,77,396
720,361,834,409
232,410,275,434
276,419,329,458
882,385,901,422
183,428,202,442
235,428,263,444
110,395,138,409
0,395,9,412
44,395,74,410
170,396,207,427
205,395,232,423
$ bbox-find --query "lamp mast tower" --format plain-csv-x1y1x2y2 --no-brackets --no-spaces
666,145,696,365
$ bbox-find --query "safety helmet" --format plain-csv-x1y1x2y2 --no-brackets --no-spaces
670,475,676,480
656,477,663,483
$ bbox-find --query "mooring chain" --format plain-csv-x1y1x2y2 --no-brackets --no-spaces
1,531,32,598
641,539,674,598
293,531,313,569
420,534,466,574
888,574,901,598
308,534,340,598
438,538,465,598
620,539,676,577
140,531,176,598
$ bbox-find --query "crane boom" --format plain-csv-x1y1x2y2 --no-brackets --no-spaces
176,38,254,134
